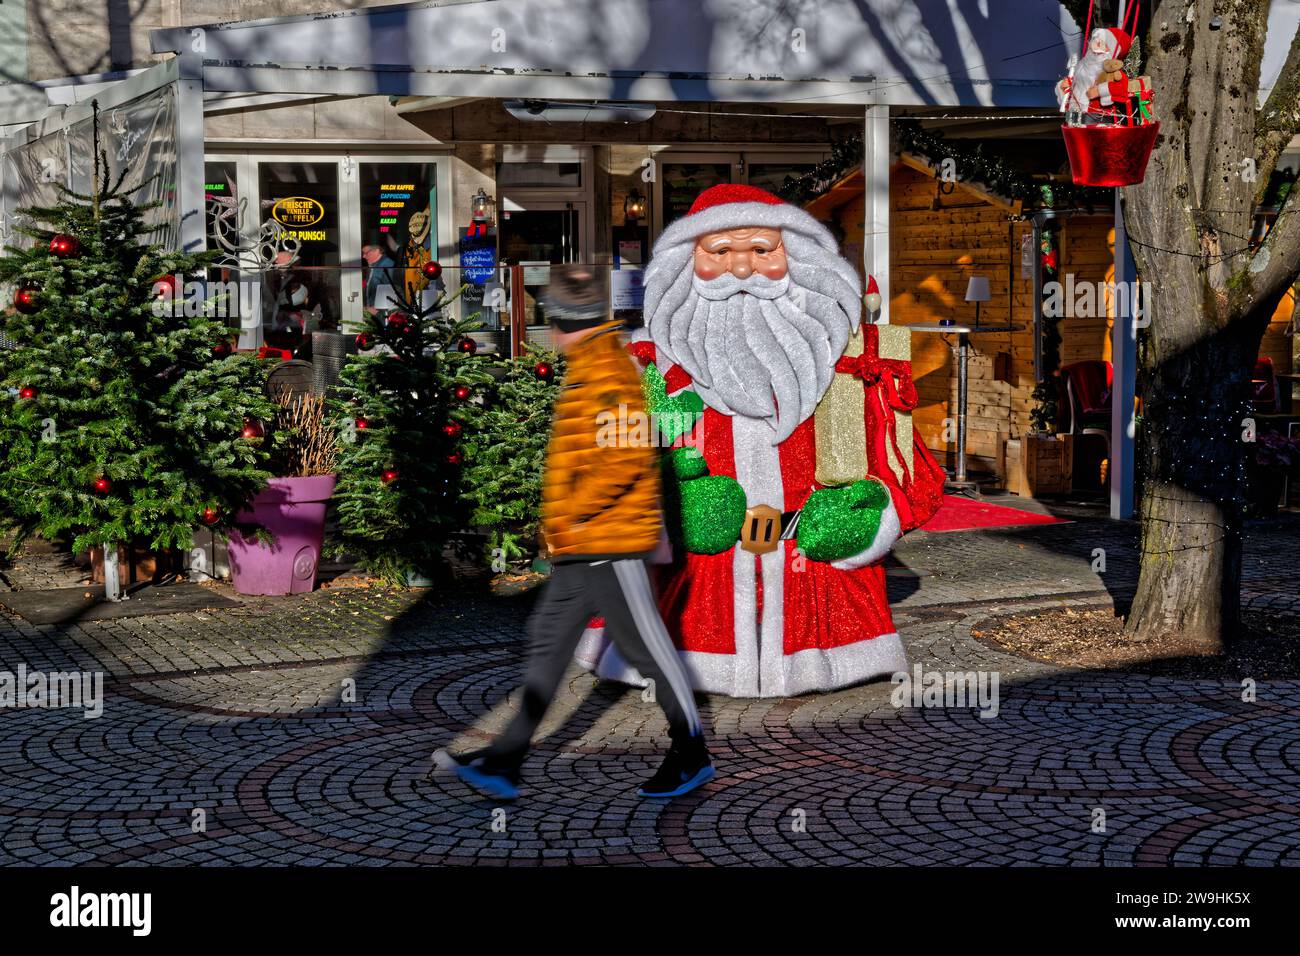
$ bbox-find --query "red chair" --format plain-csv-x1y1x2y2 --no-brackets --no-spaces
1061,360,1113,458
1251,357,1280,413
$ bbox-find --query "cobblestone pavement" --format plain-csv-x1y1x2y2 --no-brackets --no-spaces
1,514,1298,866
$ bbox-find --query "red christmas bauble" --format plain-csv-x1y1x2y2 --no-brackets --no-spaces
18,387,36,399
212,340,233,358
1041,250,1059,272
534,362,554,381
355,417,370,431
201,506,221,525
49,234,81,259
356,332,375,351
13,286,39,314
93,477,112,494
446,452,463,466
381,469,399,484
456,337,478,355
453,385,472,401
422,261,443,281
386,311,410,331
153,275,176,299
442,422,463,440
241,419,265,440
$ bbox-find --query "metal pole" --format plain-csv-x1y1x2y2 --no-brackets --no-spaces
1110,189,1137,518
102,544,124,602
956,334,969,483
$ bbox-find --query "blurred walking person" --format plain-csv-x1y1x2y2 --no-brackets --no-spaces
433,267,713,800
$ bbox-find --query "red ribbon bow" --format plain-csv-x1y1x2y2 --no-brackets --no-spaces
834,325,920,490
834,338,919,411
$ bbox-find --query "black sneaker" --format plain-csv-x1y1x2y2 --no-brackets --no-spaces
637,741,715,799
431,748,520,800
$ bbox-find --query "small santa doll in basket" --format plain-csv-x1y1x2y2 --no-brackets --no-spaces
1056,26,1154,126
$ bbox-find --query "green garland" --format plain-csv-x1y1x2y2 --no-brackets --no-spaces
777,122,1111,212
893,120,1110,209
775,135,865,206
1029,222,1063,433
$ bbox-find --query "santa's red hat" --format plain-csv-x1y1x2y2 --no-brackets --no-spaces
655,183,845,260
1099,26,1132,60
644,181,864,338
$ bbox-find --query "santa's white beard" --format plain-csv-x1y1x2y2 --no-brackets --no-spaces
652,271,852,444
1064,48,1111,112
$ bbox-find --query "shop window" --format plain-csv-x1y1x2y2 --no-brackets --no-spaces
257,161,341,356
358,162,439,316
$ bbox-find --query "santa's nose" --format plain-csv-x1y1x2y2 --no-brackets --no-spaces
729,253,754,278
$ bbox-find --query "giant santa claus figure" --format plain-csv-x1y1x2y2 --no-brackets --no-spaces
576,184,944,697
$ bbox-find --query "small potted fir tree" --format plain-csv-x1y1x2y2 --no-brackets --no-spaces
227,390,339,595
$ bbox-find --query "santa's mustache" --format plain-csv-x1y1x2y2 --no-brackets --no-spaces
692,271,789,301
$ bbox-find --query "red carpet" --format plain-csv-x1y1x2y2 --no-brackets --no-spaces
920,494,1070,533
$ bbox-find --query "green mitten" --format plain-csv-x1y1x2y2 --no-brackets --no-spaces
642,362,703,446
797,479,890,563
676,474,747,554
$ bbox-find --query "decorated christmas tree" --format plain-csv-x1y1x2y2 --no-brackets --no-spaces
0,110,274,597
462,344,564,571
329,265,493,586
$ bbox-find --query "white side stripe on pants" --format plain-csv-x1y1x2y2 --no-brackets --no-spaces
612,559,702,737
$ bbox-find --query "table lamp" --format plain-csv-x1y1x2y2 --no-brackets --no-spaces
965,275,991,328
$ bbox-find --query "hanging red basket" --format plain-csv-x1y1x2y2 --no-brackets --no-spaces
1062,121,1160,187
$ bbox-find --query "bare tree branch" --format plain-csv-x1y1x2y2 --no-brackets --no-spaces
1255,22,1300,205
1252,186,1300,305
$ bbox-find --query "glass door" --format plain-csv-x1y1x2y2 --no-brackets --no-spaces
356,161,440,319
257,161,342,359
498,198,586,336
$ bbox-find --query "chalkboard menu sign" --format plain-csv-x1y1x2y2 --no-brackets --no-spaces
458,227,497,324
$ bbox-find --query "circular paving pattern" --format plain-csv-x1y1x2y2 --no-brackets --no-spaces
2,591,1299,867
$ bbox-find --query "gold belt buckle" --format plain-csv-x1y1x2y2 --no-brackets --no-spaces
739,503,782,555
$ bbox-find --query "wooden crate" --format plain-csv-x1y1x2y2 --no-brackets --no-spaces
1004,434,1073,497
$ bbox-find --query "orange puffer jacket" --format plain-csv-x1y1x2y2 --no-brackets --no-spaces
541,322,662,562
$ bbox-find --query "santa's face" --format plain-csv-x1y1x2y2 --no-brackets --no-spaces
1088,28,1115,57
693,227,788,281
648,223,857,444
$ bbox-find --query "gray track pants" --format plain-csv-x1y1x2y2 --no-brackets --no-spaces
481,558,704,771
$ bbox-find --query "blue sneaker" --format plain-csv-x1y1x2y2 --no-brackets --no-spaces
638,743,715,799
454,763,520,801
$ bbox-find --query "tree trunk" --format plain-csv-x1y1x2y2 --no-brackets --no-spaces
1117,6,1300,652
1123,309,1269,650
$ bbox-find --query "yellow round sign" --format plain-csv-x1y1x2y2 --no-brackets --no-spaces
270,196,325,228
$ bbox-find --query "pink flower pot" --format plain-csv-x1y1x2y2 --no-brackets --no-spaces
228,475,337,596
